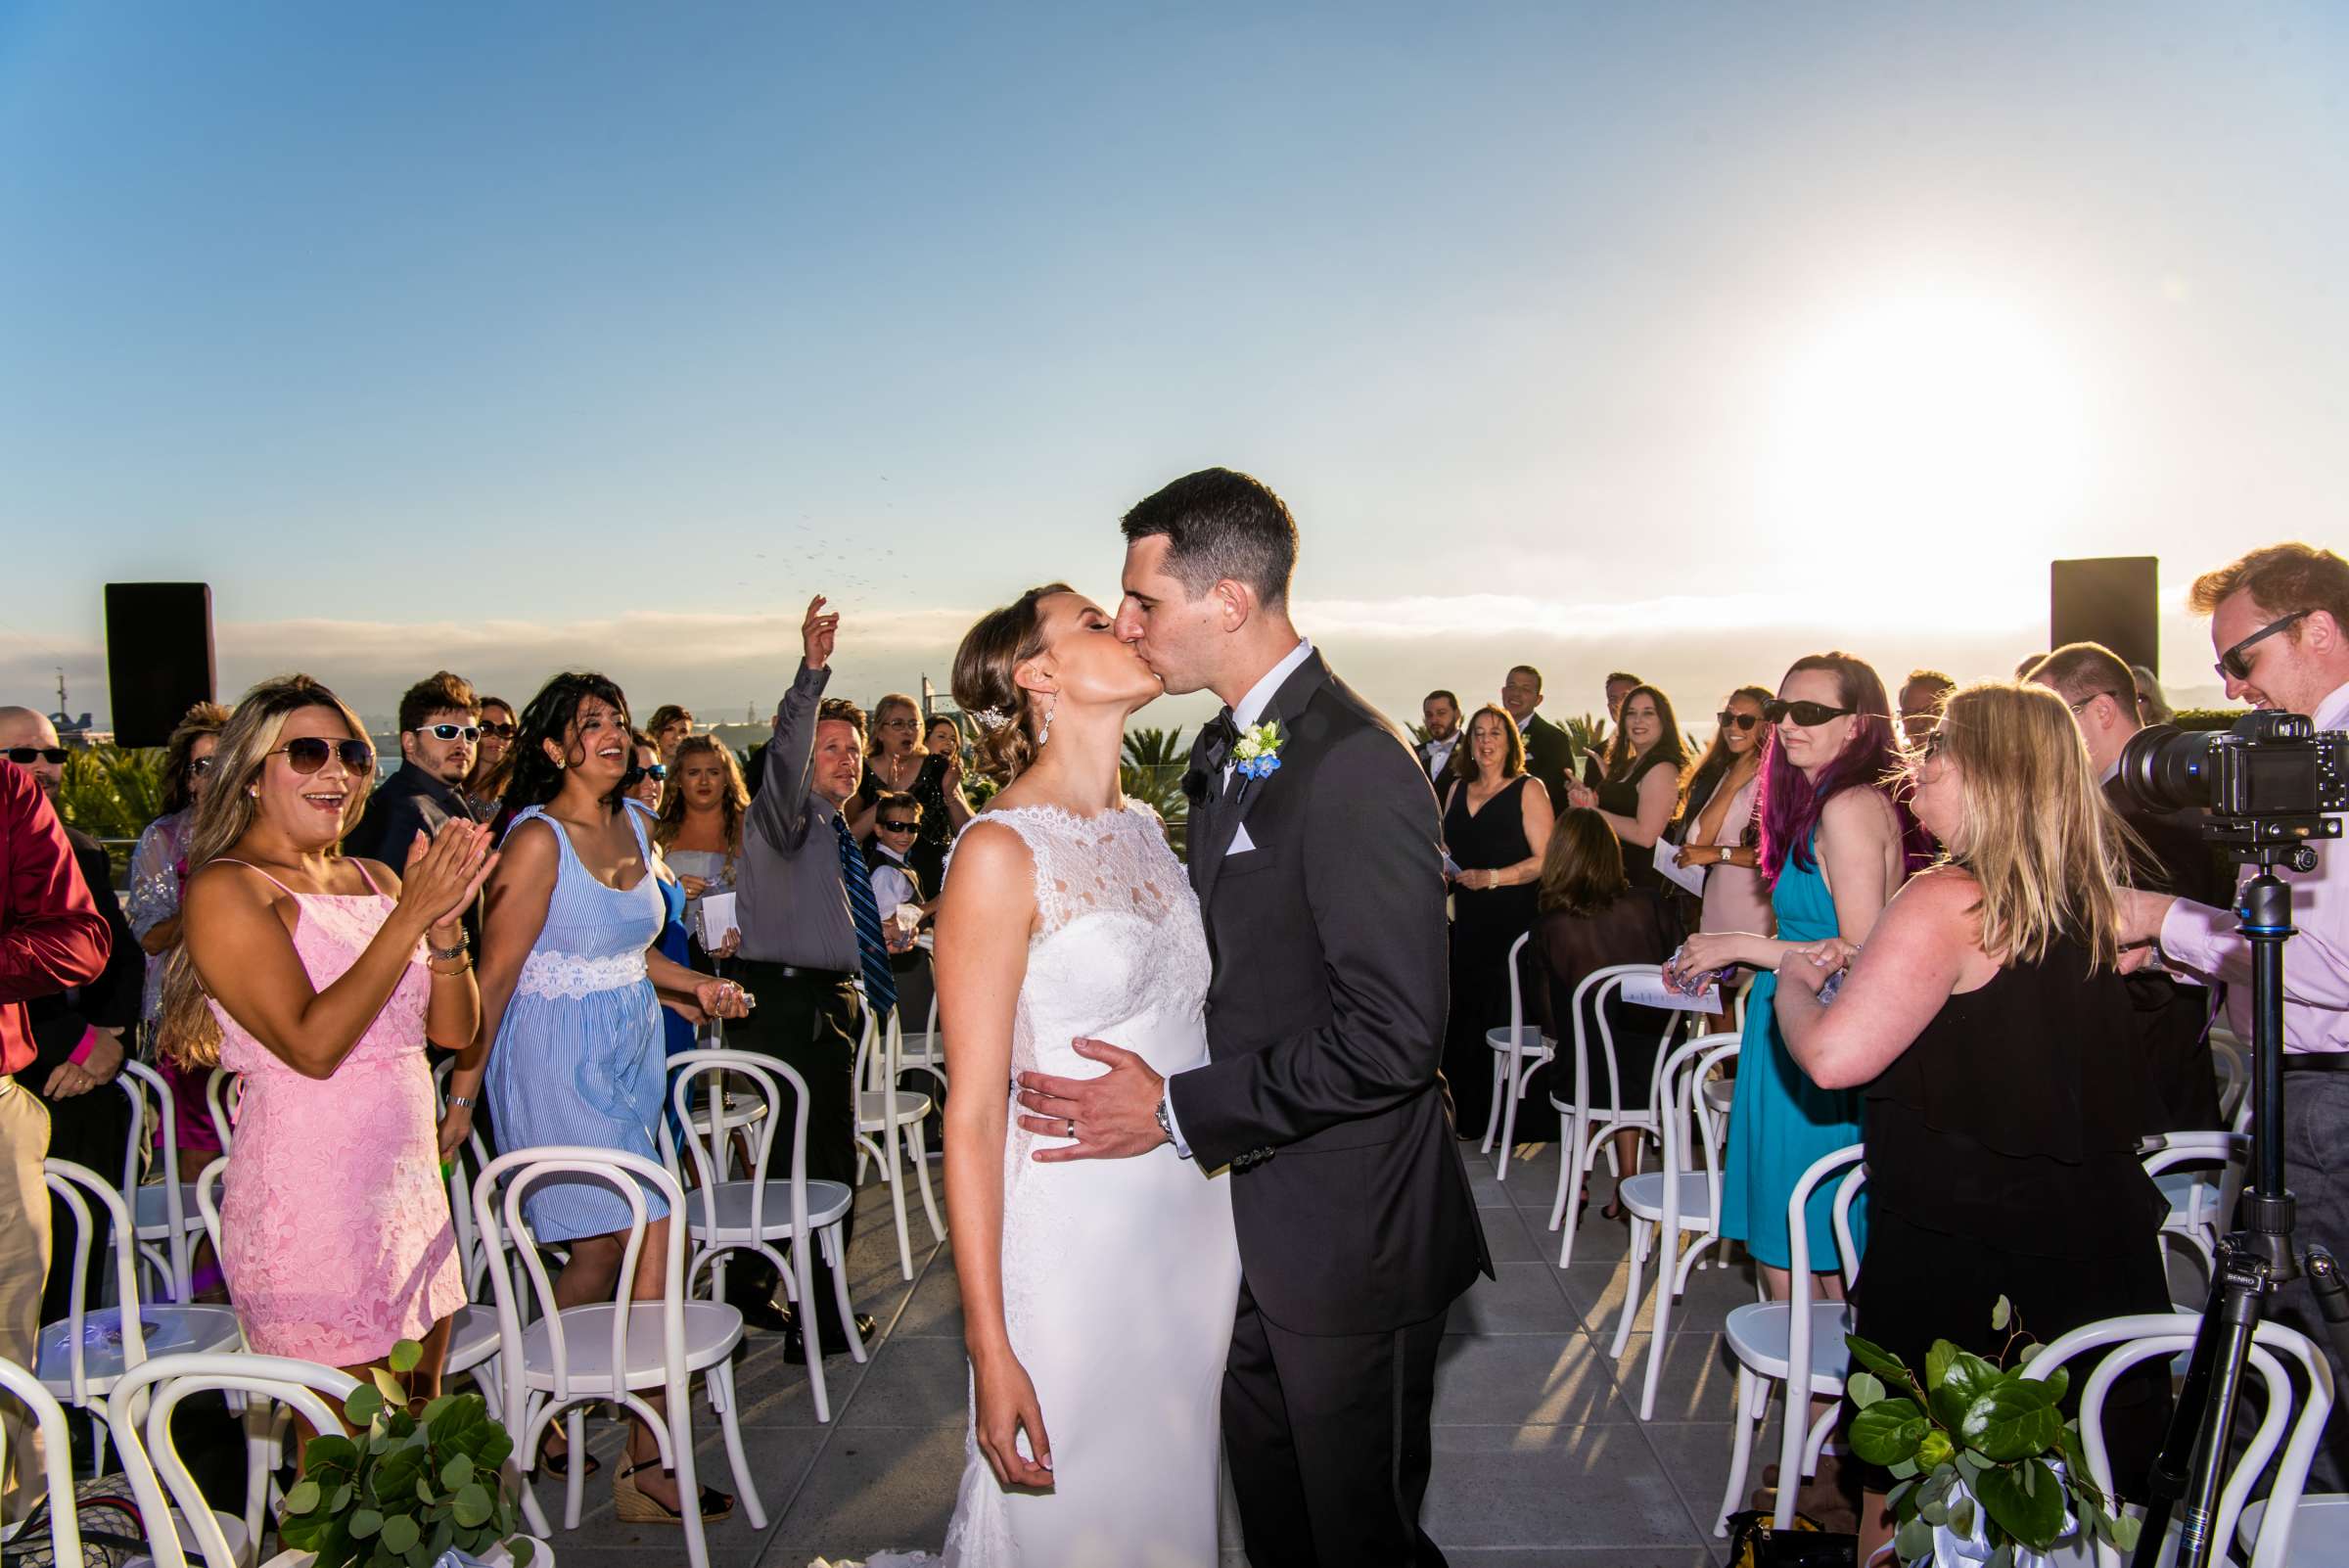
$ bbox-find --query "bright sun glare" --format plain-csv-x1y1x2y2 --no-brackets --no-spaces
1764,289,2091,621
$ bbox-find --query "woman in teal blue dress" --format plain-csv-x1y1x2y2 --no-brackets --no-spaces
1673,653,1926,1300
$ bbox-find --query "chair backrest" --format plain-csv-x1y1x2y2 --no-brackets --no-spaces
668,1047,814,1271
853,1005,897,1099
2210,1034,2248,1128
432,1057,495,1296
104,1351,357,1568
192,1155,227,1263
1774,1142,1868,1531
204,1067,240,1156
471,1145,687,1406
1655,1033,1739,1230
115,1059,191,1294
1568,962,1678,1117
2143,1130,2249,1241
42,1158,146,1405
0,1354,85,1566
1504,930,1534,1041
2022,1313,2330,1568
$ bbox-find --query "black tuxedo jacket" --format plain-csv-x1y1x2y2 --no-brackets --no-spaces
1522,714,1575,805
1169,651,1492,1336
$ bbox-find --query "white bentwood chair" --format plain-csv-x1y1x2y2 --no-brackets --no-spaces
2144,1130,2250,1290
0,1353,85,1567
115,1059,207,1302
1481,931,1556,1179
1609,1033,1740,1419
1545,963,1681,1266
204,1067,241,1156
668,1047,863,1421
1714,1143,1866,1536
853,1007,944,1280
472,1146,762,1568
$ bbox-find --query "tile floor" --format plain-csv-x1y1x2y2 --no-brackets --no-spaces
532,1139,1770,1567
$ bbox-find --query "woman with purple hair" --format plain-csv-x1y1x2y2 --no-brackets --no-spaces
1673,652,1928,1301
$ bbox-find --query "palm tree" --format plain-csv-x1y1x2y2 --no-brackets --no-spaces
1120,724,1189,827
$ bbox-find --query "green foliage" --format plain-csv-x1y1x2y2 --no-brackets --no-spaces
1120,724,1190,827
1845,1302,2121,1562
54,746,167,879
278,1340,531,1568
2171,708,2237,732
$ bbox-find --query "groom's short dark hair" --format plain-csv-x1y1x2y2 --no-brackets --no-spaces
1121,468,1298,610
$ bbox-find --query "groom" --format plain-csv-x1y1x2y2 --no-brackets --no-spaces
1015,467,1492,1567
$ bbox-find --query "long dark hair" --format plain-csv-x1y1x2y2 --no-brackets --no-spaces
1682,684,1773,819
160,700,233,817
1603,683,1690,783
507,672,635,812
1756,653,1931,884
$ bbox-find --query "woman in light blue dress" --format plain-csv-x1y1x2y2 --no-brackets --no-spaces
1673,653,1924,1299
439,672,750,1524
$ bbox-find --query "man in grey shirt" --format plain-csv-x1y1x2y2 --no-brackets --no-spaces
724,596,880,1355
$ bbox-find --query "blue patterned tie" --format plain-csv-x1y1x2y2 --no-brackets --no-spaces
832,812,898,1019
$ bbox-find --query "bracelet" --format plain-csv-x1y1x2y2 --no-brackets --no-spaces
446,1094,476,1109
429,935,469,962
429,956,473,978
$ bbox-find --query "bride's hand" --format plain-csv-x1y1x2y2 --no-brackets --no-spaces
973,1351,1054,1489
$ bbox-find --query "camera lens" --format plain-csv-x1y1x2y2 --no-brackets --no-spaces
2115,723,2217,813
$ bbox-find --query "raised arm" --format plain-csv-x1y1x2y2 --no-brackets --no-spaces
933,821,1054,1490
1168,729,1451,1163
744,598,838,854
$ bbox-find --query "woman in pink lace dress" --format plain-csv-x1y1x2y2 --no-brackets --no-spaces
161,677,494,1384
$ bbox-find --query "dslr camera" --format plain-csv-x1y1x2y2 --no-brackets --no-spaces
2117,710,2348,864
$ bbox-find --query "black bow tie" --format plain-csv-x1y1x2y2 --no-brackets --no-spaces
1183,708,1242,804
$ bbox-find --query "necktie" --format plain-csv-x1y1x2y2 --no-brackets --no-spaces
1183,707,1242,806
832,813,898,1020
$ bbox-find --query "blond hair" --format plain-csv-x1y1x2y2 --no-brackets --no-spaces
156,676,376,1068
1918,681,2138,971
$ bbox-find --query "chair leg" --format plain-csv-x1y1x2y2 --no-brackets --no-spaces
712,1359,767,1529
668,1374,712,1568
823,1225,868,1365
1610,1218,1651,1360
1641,1233,1677,1421
801,1227,831,1423
1718,1366,1760,1536
516,1394,555,1541
1555,1116,1589,1267
1497,1057,1525,1181
242,1397,275,1548
1481,1056,1504,1155
907,1119,945,1242
886,1154,913,1283
562,1405,586,1531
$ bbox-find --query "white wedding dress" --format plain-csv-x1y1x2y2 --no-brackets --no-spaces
910,800,1242,1567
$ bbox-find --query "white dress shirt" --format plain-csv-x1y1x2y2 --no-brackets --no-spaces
2160,680,2349,1053
867,844,920,924
1422,733,1459,778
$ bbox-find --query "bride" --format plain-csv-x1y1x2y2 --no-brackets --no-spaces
917,581,1242,1566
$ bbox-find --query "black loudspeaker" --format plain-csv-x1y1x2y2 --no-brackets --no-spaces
2050,557,2160,676
105,583,216,749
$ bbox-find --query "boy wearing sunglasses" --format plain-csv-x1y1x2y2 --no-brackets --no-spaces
346,670,488,866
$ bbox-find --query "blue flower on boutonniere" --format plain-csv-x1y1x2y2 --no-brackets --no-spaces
1232,720,1285,781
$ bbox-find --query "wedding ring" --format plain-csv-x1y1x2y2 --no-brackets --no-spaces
1065,1118,1077,1139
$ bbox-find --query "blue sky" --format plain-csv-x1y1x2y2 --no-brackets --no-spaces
6,3,2346,729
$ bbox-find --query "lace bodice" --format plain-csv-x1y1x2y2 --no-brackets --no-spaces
949,799,1211,1082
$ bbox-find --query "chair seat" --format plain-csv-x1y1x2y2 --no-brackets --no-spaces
2239,1493,2349,1565
132,1183,207,1234
1615,1172,1716,1231
687,1091,768,1136
682,1178,855,1237
856,1089,931,1129
36,1305,243,1394
1724,1300,1853,1394
1483,1026,1553,1059
2157,1170,2217,1224
444,1302,503,1376
518,1300,745,1388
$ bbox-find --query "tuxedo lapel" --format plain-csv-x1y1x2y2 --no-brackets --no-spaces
1194,651,1331,907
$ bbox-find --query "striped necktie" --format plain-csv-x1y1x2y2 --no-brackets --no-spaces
832,812,898,1020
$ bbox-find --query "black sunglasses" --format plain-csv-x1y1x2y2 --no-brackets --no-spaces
1763,700,1856,727
268,738,376,775
1715,712,1760,731
879,817,918,831
641,762,668,781
2216,610,2310,683
4,747,68,765
480,721,517,739
414,723,481,743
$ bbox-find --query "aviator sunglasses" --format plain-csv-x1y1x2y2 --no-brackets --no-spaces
1715,711,1761,731
4,747,69,765
1763,699,1857,727
2216,610,2310,683
266,738,376,775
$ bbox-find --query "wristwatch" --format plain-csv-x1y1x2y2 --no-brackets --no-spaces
1154,1093,1174,1146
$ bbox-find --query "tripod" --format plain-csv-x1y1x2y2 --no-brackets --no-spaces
2134,855,2349,1568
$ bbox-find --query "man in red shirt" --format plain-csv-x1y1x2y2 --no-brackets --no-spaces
0,759,110,1525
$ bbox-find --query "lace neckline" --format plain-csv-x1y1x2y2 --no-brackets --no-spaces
985,797,1138,828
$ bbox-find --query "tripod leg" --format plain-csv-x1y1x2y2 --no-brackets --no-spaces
2134,1240,2268,1568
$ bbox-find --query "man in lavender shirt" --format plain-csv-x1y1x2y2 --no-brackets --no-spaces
2123,541,2349,1488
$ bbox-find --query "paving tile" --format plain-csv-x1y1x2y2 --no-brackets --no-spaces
1472,1205,1545,1264
1423,1423,1716,1551
731,1342,879,1427
1448,1260,1580,1336
1444,1552,1720,1567
525,1419,824,1565
1603,1330,1749,1426
891,1253,966,1338
1644,1418,1747,1541
838,1334,972,1429
1432,1334,1624,1427
760,1422,971,1561
1557,1245,1758,1338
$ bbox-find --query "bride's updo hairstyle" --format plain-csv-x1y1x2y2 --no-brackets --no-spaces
952,582,1074,782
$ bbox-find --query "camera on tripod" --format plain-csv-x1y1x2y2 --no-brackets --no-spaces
2117,710,2349,865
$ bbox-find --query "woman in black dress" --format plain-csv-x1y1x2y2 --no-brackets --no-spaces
1439,704,1554,1133
1773,681,2170,1557
1569,682,1687,891
859,696,974,894
1520,809,1683,1192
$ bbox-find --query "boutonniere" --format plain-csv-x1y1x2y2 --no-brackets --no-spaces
1232,720,1285,781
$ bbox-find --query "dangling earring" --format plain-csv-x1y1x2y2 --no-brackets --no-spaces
1039,691,1057,749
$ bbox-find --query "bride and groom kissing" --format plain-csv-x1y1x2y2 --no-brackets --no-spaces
909,468,1494,1567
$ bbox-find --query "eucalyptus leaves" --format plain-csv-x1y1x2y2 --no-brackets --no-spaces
277,1339,534,1568
1845,1299,2137,1566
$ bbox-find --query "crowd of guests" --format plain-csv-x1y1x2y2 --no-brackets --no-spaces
1427,541,2349,1548
6,538,2349,1553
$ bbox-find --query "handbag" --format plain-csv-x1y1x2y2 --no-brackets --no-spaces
1723,1506,1859,1568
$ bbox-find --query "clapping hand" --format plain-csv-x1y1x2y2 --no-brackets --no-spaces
1567,783,1599,809
400,822,497,932
802,594,840,670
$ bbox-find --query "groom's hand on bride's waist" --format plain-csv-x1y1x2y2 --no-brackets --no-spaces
1016,1039,1168,1162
